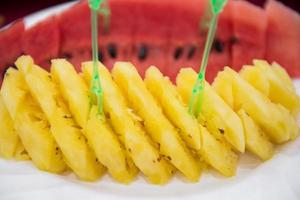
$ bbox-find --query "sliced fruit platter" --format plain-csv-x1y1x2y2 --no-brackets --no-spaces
0,54,299,184
0,0,299,190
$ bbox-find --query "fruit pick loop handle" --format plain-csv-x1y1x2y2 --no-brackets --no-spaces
89,0,105,118
188,0,227,118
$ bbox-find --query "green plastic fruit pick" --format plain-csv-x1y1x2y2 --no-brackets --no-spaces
188,0,227,118
88,0,105,119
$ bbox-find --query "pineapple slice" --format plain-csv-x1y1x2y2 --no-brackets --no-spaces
213,67,291,144
0,96,28,159
1,68,67,173
271,62,294,90
144,66,201,151
145,66,237,176
82,62,173,184
240,60,300,116
15,56,105,181
239,65,270,96
51,59,89,128
200,126,238,177
112,62,201,182
237,109,274,161
51,59,137,183
176,68,245,153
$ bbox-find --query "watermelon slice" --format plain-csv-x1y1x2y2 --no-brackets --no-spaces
165,0,205,81
206,0,233,83
57,0,96,71
131,0,172,76
265,0,300,77
58,1,91,55
22,16,60,70
0,19,24,82
165,0,233,83
231,0,267,71
98,0,136,70
1,0,299,82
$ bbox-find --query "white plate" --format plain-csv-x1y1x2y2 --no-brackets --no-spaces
1,3,300,200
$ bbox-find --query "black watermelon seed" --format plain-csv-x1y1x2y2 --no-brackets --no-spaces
230,36,239,45
187,46,196,59
173,46,184,60
62,52,72,59
213,39,224,53
107,43,117,59
138,44,148,61
98,49,105,62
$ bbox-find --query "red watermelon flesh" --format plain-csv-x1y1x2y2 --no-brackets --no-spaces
231,0,267,71
57,0,94,71
206,0,233,83
166,0,233,83
131,0,172,76
22,16,60,70
265,0,300,77
65,48,92,72
98,0,136,69
165,0,205,81
130,44,169,78
58,1,91,54
0,20,24,82
134,0,171,43
2,0,300,82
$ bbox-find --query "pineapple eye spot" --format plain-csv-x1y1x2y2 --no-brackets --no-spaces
218,128,225,134
105,112,111,119
20,150,27,155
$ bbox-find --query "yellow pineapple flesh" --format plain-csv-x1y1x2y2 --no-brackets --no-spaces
213,67,291,144
240,60,300,116
237,109,274,161
51,59,89,128
199,126,238,177
176,68,245,153
15,56,105,181
51,59,137,183
82,62,173,184
271,62,294,90
144,66,201,151
176,68,239,176
112,62,201,182
1,68,67,173
145,66,238,177
0,96,28,159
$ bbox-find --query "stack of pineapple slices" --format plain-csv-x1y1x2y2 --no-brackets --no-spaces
0,55,299,184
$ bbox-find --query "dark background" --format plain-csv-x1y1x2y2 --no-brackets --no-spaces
0,0,299,28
